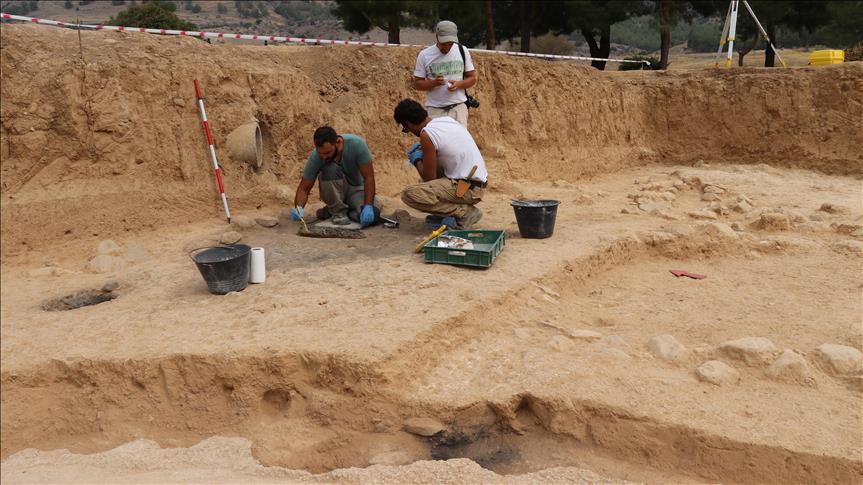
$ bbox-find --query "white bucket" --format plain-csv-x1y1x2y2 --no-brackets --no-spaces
249,247,266,283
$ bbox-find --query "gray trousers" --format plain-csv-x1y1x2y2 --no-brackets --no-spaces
319,162,380,220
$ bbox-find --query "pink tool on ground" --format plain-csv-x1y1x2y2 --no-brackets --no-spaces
670,269,706,279
193,79,232,224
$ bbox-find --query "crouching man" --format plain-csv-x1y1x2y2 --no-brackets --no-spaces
291,126,380,226
394,99,487,229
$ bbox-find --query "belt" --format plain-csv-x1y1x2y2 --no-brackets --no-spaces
436,103,461,111
460,179,488,189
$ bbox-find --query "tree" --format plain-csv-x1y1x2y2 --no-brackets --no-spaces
332,1,436,44
742,0,830,67
65,0,74,8
653,0,719,69
109,0,196,30
217,3,227,14
484,0,495,48
816,0,863,48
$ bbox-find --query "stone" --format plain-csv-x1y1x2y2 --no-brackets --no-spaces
719,337,779,366
513,328,532,339
752,213,791,231
814,344,863,375
570,330,602,341
808,213,825,222
818,202,848,215
687,210,718,220
634,176,651,185
696,360,740,386
124,243,151,263
765,350,811,384
101,278,120,292
673,180,686,190
639,202,667,213
833,223,863,235
219,231,242,245
256,216,279,228
403,417,444,437
548,335,574,352
733,200,753,213
647,334,688,363
832,240,863,256
172,97,186,107
703,222,739,240
701,193,719,202
391,209,411,222
703,185,725,194
730,222,744,232
97,239,122,255
88,254,124,274
659,192,676,201
368,451,413,466
797,222,830,233
231,215,256,229
621,207,640,215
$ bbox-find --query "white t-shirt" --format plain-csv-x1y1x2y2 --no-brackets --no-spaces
422,117,488,182
414,44,475,108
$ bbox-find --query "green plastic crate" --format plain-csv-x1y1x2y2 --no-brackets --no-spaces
422,230,506,268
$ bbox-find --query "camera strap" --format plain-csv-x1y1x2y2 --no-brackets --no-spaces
457,43,472,101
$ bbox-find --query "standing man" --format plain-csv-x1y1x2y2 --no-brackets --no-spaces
413,20,477,128
291,126,380,227
394,99,487,230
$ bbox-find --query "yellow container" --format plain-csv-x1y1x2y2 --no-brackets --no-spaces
809,49,845,66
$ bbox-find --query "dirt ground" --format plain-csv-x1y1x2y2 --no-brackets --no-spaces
1,24,862,484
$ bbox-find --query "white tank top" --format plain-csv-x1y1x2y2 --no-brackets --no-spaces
421,117,488,182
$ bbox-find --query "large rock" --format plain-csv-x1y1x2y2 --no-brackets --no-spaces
696,360,740,386
719,337,779,366
97,239,122,255
814,344,863,375
647,334,688,363
403,417,445,437
765,350,812,384
256,216,279,228
751,212,791,231
231,215,256,229
702,222,739,241
219,231,243,245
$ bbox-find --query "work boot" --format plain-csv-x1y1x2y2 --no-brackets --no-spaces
331,212,351,225
456,206,482,229
316,206,331,220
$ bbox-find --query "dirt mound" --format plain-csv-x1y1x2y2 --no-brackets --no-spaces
1,24,862,258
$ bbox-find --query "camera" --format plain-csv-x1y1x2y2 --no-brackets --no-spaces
465,94,480,109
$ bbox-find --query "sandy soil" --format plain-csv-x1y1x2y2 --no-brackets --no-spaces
1,23,862,484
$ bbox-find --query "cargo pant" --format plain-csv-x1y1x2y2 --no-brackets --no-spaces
401,177,483,219
427,103,468,128
319,161,380,221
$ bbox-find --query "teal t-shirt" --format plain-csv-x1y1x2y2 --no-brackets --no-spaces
302,134,372,187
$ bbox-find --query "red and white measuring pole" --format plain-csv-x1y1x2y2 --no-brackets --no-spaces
193,79,231,224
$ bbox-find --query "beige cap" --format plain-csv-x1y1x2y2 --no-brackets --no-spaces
435,20,458,43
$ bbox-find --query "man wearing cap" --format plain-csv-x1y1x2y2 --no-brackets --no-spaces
413,20,477,128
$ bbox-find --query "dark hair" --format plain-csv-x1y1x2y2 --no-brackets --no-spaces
393,99,428,126
313,126,338,147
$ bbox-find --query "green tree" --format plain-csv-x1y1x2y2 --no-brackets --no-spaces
332,0,437,44
816,0,863,48
109,0,196,30
652,1,719,69
742,0,830,67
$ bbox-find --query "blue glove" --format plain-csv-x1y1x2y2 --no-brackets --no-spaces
407,142,424,166
290,206,304,222
360,204,376,227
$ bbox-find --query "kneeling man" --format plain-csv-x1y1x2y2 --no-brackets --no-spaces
394,99,487,229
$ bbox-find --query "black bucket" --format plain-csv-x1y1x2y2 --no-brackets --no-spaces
190,244,251,295
511,200,560,239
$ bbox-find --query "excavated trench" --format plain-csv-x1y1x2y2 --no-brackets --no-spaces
3,232,861,484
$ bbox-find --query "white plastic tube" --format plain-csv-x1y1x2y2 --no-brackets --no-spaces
249,247,266,284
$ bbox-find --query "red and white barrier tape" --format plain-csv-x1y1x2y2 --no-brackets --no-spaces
0,12,649,66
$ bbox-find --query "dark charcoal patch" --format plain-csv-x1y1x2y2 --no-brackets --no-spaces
42,289,116,311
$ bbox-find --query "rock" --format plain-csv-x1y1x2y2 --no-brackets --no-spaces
733,200,753,213
97,239,122,255
701,193,719,202
621,207,640,215
647,334,688,363
737,194,753,205
596,348,631,360
730,222,744,232
124,243,150,263
833,223,863,235
172,97,186,107
548,335,574,352
703,222,739,240
219,231,243,245
814,344,863,375
368,451,413,466
765,350,812,384
634,176,651,185
599,335,626,349
88,254,124,274
513,328,532,339
101,278,120,292
797,222,830,233
808,213,825,222
719,337,779,366
832,240,863,256
673,180,686,190
570,329,602,341
231,215,256,229
696,360,740,386
818,202,848,215
703,185,725,194
391,209,411,222
752,213,791,231
687,210,718,220
659,192,676,201
639,202,668,214
256,216,279,228
403,417,445,437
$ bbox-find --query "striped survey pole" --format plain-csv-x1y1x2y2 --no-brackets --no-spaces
193,79,231,224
